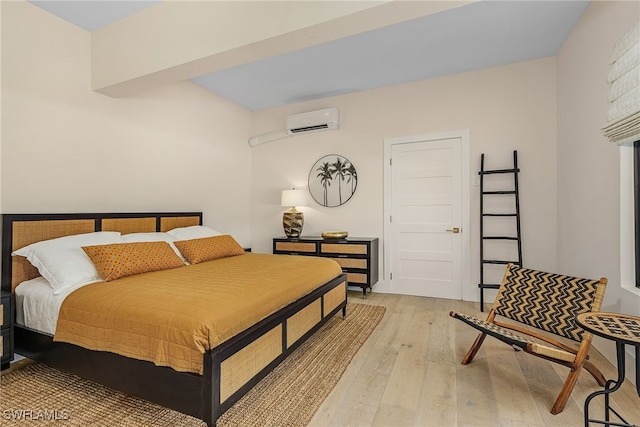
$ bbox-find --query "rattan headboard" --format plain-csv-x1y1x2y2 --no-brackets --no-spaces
1,212,202,292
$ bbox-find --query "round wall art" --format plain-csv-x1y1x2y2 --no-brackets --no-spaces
308,154,358,207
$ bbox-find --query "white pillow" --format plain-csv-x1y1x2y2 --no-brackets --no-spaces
122,232,186,263
166,225,221,241
12,231,124,295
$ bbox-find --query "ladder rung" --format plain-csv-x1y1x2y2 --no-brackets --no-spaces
482,260,518,265
479,168,519,175
483,213,517,217
482,191,516,195
482,236,519,240
478,283,501,289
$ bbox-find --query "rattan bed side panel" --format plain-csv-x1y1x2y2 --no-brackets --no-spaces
286,299,322,348
323,281,346,317
102,218,156,234
11,219,96,291
160,216,201,232
220,325,282,402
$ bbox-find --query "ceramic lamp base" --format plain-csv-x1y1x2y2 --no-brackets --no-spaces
283,211,304,238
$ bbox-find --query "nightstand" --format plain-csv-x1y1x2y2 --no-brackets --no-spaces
1,290,14,370
273,236,379,297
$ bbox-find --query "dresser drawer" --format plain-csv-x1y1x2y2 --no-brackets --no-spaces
0,298,9,330
0,331,8,359
330,257,368,270
320,243,368,255
346,272,368,284
275,241,317,253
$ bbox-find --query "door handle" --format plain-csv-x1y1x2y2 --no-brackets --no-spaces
446,227,460,233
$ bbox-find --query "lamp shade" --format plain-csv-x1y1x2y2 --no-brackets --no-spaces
281,189,306,207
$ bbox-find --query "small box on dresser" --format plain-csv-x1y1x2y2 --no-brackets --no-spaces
273,236,379,297
1,290,14,370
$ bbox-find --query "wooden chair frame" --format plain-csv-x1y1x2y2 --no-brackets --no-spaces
450,263,608,414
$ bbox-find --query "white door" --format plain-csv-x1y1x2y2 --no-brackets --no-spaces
388,136,464,299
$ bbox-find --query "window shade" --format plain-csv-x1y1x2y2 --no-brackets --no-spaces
602,22,640,146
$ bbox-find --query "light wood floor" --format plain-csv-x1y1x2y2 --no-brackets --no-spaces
310,291,640,427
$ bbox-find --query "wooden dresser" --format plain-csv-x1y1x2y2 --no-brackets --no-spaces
273,236,379,297
1,290,13,370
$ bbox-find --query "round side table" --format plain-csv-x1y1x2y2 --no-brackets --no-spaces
576,312,640,427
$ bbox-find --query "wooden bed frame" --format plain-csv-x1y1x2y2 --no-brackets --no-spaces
1,212,348,426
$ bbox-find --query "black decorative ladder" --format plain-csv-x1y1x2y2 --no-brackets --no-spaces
478,150,523,311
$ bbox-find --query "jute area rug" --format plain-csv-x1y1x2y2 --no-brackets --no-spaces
0,303,385,426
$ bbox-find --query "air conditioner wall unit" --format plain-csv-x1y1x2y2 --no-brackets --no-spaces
286,108,339,135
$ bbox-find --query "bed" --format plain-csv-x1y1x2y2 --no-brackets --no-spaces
1,212,348,426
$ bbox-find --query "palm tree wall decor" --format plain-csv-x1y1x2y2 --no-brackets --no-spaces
308,154,358,207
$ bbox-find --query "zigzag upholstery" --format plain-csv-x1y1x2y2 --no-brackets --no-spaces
450,263,607,415
493,264,601,342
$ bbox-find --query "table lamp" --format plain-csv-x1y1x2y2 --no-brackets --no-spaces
281,189,306,238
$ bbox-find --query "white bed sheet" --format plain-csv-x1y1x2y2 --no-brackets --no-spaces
15,277,88,335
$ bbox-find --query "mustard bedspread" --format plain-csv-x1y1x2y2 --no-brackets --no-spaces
54,253,343,374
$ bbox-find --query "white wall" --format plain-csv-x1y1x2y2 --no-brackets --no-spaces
557,0,640,383
250,57,559,303
0,1,253,245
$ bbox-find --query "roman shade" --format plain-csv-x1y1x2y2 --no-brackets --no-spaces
602,21,640,146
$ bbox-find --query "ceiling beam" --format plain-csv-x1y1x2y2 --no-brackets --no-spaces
91,0,473,98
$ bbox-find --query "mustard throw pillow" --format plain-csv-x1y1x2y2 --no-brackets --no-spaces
82,241,185,282
174,235,245,264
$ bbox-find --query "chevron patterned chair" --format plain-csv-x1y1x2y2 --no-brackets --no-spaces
450,263,608,414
